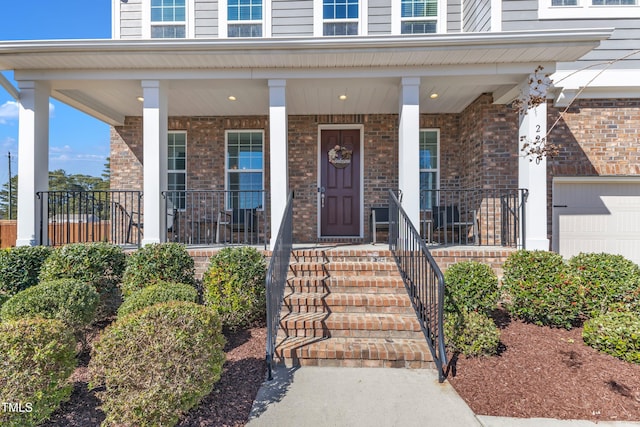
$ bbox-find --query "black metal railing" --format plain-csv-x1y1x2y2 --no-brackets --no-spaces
419,188,528,248
265,191,294,380
162,190,268,248
37,190,143,247
389,189,447,382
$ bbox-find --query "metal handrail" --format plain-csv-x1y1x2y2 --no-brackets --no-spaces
265,191,294,380
389,189,448,382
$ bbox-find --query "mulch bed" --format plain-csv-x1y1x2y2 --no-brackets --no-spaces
448,311,640,422
43,326,267,427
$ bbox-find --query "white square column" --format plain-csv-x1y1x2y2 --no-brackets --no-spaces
141,80,168,245
268,79,288,250
16,81,50,246
398,77,421,227
519,103,550,250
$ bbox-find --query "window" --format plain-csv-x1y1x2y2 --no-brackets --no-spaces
323,0,359,36
226,131,264,210
539,0,639,18
151,0,186,38
227,0,263,37
419,130,439,210
168,132,187,210
401,0,438,34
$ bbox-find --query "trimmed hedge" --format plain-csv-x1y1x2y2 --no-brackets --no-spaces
117,281,199,318
203,247,267,331
0,318,76,427
0,246,53,302
568,252,640,318
583,310,640,364
502,250,582,329
121,243,195,298
89,302,226,427
444,261,499,315
444,309,500,357
0,279,99,333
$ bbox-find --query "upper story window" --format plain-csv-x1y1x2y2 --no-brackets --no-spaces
401,0,438,34
151,0,186,38
323,0,359,36
539,0,639,18
228,0,263,37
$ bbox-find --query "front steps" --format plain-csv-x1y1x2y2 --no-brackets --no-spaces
274,248,434,369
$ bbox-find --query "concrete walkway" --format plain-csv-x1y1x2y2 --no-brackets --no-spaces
247,367,640,427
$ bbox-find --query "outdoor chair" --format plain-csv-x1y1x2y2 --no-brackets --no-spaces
370,206,389,244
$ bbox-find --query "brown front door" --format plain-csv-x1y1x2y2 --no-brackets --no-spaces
320,129,361,236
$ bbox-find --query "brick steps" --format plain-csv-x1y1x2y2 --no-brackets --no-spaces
274,249,432,369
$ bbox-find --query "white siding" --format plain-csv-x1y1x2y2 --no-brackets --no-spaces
195,0,218,38
462,0,491,32
272,0,314,37
120,0,143,39
448,0,462,32
369,0,391,35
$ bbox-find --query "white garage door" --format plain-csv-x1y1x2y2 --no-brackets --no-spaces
553,177,640,265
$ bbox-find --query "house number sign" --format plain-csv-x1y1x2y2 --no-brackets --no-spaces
328,145,353,169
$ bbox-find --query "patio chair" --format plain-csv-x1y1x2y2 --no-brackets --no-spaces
370,206,389,244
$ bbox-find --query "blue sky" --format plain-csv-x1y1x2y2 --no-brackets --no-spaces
0,1,112,184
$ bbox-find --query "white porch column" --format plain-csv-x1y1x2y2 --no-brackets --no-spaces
518,89,550,250
398,77,421,227
141,80,168,245
16,81,50,246
268,79,288,250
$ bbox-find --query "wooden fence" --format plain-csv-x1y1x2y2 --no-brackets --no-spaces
0,220,118,248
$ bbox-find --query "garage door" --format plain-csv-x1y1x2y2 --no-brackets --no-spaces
553,177,640,265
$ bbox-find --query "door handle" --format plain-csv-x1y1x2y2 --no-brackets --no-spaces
321,193,325,208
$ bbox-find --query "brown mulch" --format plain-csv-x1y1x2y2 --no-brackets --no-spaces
448,310,640,422
43,326,267,427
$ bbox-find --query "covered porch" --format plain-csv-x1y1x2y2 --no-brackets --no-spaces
0,30,610,250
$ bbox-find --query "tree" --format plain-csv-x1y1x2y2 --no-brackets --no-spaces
0,175,18,220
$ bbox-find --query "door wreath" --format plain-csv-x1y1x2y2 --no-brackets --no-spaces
328,145,353,169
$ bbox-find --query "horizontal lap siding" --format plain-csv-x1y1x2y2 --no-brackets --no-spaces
272,0,314,37
195,0,218,38
369,0,392,35
120,0,143,39
448,0,462,32
502,1,640,68
463,0,491,32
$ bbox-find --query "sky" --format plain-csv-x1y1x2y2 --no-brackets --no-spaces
0,1,113,185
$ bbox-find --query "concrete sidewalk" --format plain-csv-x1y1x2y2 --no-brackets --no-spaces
247,367,640,427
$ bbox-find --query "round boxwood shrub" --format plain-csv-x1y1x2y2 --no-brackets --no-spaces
444,261,499,315
121,243,195,298
203,247,267,331
0,318,76,427
444,309,500,357
117,281,199,318
502,250,582,329
89,302,226,427
583,310,640,364
0,246,53,301
0,279,99,333
568,252,640,318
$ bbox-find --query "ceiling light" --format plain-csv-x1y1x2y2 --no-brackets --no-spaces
430,93,439,99
338,94,347,101
228,95,237,101
136,96,144,102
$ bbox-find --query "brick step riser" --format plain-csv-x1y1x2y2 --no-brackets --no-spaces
276,358,435,369
291,270,400,278
280,328,424,340
287,284,407,294
293,256,396,263
282,305,416,315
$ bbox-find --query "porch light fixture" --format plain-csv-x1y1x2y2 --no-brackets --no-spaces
430,93,439,99
338,94,347,101
136,96,144,102
228,95,237,101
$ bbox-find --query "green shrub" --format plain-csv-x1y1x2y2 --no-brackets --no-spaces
583,310,640,364
0,279,99,333
0,318,76,427
121,243,195,298
203,247,267,331
502,250,582,329
444,309,500,357
0,246,53,301
89,302,226,427
568,252,640,318
444,261,499,315
117,281,199,318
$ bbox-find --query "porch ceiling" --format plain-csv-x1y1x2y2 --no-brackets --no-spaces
0,29,612,125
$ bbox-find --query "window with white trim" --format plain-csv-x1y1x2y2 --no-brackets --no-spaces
539,0,639,18
323,0,359,36
168,132,187,210
401,0,438,34
226,131,264,210
419,130,439,210
151,0,186,38
227,0,263,37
